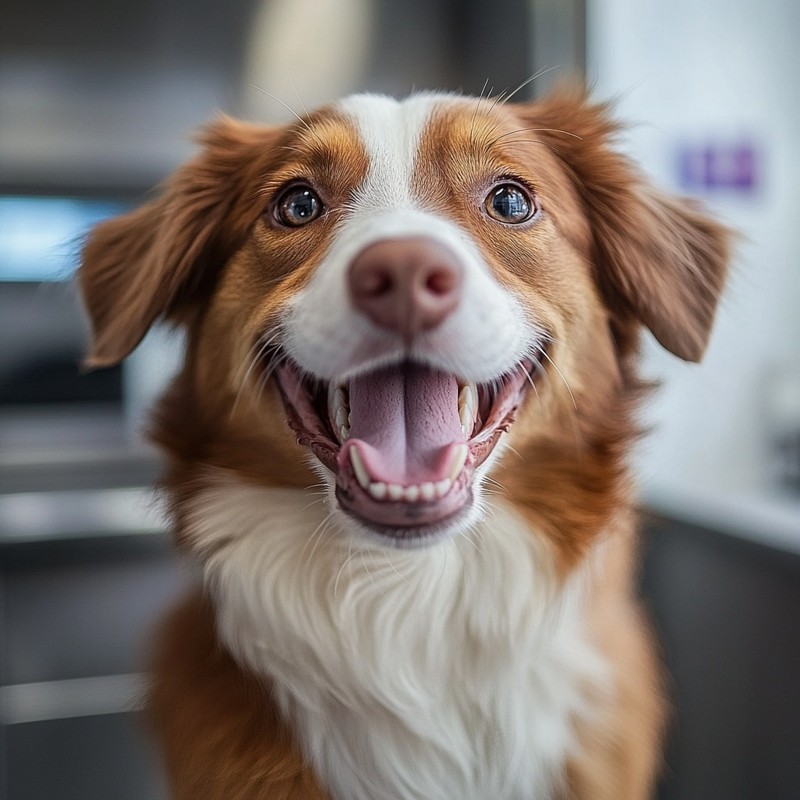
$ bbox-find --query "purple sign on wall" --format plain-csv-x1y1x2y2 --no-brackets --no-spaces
678,142,759,192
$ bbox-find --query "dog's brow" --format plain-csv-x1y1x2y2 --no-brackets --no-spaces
289,114,361,164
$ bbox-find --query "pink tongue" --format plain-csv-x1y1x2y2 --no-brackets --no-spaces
347,363,463,484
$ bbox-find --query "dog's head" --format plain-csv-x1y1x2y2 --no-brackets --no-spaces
79,89,729,552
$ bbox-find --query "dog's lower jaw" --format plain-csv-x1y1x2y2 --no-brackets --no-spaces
308,437,507,549
193,476,610,800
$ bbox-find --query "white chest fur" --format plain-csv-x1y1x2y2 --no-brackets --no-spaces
187,478,609,800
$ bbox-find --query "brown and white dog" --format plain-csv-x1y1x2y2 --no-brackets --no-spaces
79,88,729,800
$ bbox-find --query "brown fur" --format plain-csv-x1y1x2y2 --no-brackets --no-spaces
78,88,729,799
149,593,328,799
562,523,666,799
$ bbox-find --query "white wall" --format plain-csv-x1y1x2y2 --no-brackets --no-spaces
587,0,800,515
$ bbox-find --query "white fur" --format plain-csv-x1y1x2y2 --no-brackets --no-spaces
188,474,611,800
282,93,541,385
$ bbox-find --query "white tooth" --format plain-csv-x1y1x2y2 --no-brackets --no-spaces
447,444,469,481
329,384,349,436
368,482,387,500
404,485,420,502
419,482,435,501
349,447,370,489
434,478,452,497
339,426,350,442
458,383,477,438
327,384,338,411
387,483,404,501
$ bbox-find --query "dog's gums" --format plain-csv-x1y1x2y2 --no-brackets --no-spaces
275,356,542,540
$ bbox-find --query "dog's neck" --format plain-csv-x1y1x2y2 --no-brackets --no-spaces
185,473,611,800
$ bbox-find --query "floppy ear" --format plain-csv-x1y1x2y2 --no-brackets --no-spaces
79,117,278,368
526,88,731,362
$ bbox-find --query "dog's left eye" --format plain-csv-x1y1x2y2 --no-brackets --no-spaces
275,185,323,227
484,183,537,224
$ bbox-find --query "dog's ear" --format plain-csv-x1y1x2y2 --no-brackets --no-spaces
79,117,278,368
523,88,731,362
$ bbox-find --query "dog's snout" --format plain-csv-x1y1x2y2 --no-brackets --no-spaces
348,238,463,340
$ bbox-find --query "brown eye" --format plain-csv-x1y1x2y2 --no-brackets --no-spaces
276,185,323,227
484,183,536,224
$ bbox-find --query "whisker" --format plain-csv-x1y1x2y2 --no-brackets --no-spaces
521,359,544,410
469,78,492,139
358,549,378,591
481,475,509,493
459,528,482,553
487,127,583,149
481,497,504,515
251,348,290,410
533,343,583,461
301,511,336,562
437,544,449,584
301,495,329,511
237,327,284,384
288,73,310,120
259,344,290,387
503,443,524,461
230,342,271,419
384,547,406,581
248,84,326,150
249,84,306,126
230,329,286,420
334,541,356,598
486,89,509,115
500,65,563,105
537,344,577,412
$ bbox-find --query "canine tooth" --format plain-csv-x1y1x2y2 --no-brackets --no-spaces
349,448,370,489
458,383,477,437
328,385,349,431
404,485,420,502
387,483,404,501
368,482,387,500
335,408,350,440
434,478,452,497
419,482,435,501
447,444,469,481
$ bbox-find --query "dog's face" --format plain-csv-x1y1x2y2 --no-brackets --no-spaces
79,90,728,551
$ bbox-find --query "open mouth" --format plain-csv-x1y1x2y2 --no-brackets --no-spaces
274,354,543,544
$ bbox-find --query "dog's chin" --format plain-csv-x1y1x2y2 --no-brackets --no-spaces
273,353,544,547
335,481,477,548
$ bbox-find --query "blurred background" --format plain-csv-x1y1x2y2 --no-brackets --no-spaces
0,0,798,798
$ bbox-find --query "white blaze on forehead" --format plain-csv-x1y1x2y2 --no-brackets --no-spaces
337,93,457,209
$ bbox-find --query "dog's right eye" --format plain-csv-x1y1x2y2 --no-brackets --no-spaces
484,182,537,225
275,185,323,227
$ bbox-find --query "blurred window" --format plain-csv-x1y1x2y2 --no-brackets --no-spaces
0,197,128,282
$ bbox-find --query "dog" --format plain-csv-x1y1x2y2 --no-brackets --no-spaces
78,87,729,799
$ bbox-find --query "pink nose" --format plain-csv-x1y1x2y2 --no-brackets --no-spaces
348,238,464,341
